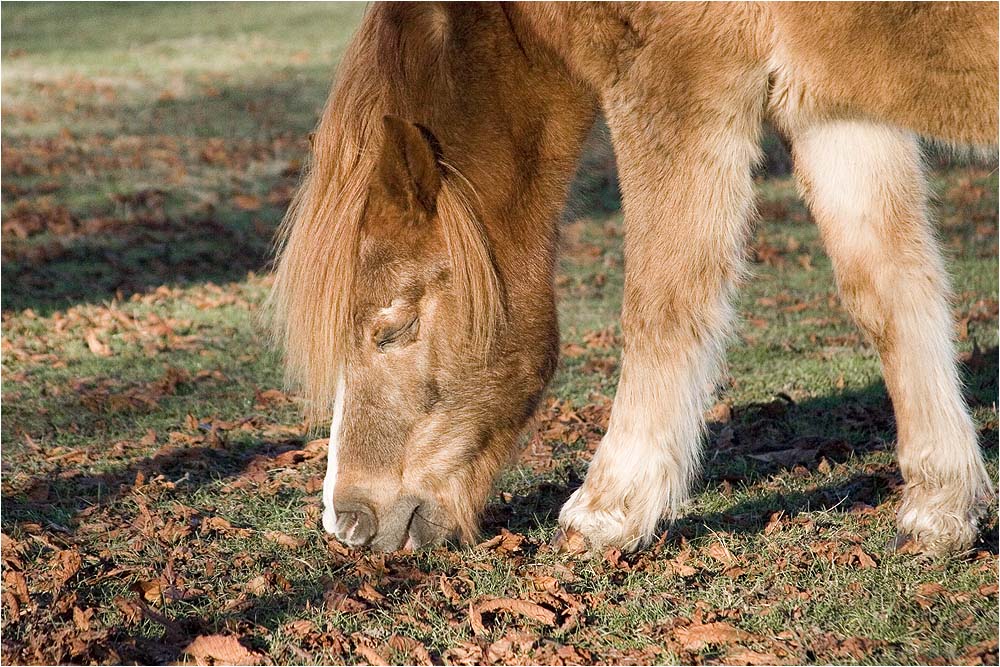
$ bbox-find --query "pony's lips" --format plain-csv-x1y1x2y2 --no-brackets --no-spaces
367,495,447,552
401,504,446,551
401,506,421,552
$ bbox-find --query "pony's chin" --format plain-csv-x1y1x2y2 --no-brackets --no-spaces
356,496,455,552
398,502,455,551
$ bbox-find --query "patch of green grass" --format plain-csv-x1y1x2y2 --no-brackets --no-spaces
2,3,997,665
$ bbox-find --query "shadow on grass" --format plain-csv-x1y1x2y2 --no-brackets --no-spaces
1,338,298,532
0,69,336,314
1,211,279,314
0,434,309,532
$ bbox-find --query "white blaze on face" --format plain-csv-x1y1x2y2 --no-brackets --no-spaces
322,370,347,534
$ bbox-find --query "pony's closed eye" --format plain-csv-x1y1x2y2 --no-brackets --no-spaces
374,314,419,351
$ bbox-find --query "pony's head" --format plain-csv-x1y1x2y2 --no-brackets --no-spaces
268,4,593,550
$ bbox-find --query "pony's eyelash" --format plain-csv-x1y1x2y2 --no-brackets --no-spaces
375,315,419,351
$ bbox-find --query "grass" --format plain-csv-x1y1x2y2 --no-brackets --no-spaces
2,3,998,665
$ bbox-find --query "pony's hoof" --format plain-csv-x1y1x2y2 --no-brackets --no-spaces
887,531,971,558
551,527,590,556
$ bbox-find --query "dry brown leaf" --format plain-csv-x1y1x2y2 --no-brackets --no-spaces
0,533,24,570
706,541,735,566
158,520,192,543
113,596,143,625
72,606,94,632
477,528,525,554
254,388,289,407
471,597,557,635
918,582,946,597
137,579,165,604
281,620,315,638
357,582,385,604
443,641,485,665
245,575,270,596
51,549,82,589
302,438,328,457
85,330,112,356
959,639,999,665
723,647,786,665
232,194,262,211
551,527,589,554
497,528,524,553
664,549,698,577
4,570,30,605
675,621,753,651
202,516,252,538
531,575,561,594
604,547,626,569
184,634,264,666
353,641,389,666
263,531,304,549
846,545,878,569
485,636,516,663
439,576,461,604
555,644,593,664
706,402,732,423
468,602,486,636
324,581,367,614
388,635,433,666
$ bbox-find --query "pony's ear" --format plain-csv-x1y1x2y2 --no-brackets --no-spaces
376,115,442,217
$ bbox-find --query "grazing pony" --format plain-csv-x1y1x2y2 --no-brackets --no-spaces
269,3,997,554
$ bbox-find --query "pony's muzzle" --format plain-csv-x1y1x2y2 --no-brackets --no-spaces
332,494,437,552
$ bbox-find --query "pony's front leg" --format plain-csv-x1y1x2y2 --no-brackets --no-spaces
557,96,763,552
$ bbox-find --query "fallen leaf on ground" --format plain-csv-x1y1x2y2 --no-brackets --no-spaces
551,527,588,554
85,330,112,356
263,531,304,548
723,647,786,665
51,549,82,589
706,402,732,423
470,597,557,635
72,606,94,632
281,620,315,638
202,516,252,538
960,639,999,665
183,634,264,665
478,528,525,554
706,541,735,566
674,621,753,651
389,635,433,666
232,194,262,211
352,638,389,666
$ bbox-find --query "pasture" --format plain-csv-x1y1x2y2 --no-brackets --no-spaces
2,3,997,664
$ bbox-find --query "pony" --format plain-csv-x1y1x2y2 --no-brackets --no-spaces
268,2,997,554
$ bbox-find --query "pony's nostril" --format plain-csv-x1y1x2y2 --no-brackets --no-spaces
332,502,377,546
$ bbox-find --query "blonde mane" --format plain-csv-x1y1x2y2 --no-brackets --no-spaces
266,5,504,423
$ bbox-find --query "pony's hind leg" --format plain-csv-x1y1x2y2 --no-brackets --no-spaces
556,75,765,552
791,120,993,554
